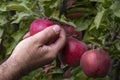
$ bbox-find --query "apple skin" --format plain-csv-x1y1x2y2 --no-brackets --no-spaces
61,37,87,67
63,25,75,35
80,48,111,78
30,19,53,36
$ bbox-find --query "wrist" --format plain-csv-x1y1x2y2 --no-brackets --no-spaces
0,56,26,80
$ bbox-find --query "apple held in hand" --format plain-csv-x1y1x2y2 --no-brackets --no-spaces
61,37,87,67
29,19,59,44
30,19,53,36
80,48,111,78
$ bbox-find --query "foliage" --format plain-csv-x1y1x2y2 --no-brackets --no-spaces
0,0,120,80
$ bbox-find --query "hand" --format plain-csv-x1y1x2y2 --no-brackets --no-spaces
12,24,66,69
0,25,66,80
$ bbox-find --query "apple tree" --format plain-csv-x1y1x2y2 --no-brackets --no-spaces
0,0,120,80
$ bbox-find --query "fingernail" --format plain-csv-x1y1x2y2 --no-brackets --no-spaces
53,25,61,34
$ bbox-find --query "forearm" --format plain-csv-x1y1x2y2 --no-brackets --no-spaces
0,57,26,80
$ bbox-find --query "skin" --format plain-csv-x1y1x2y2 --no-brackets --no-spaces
0,25,66,80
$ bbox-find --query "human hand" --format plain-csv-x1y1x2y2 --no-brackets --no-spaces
0,25,66,80
11,25,66,70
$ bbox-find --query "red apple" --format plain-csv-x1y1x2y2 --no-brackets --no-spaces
30,19,53,36
29,19,59,44
61,37,87,67
63,25,75,35
80,48,111,78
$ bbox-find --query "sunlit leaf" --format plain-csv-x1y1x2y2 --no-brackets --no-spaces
94,8,105,29
110,0,120,18
0,1,30,12
89,0,105,3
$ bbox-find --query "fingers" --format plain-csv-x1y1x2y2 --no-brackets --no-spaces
31,25,61,44
50,28,66,53
23,32,30,39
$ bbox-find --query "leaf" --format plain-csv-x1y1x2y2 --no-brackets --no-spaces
110,0,120,18
51,11,76,27
12,12,31,23
0,12,8,26
0,1,30,12
89,0,105,3
94,8,105,29
50,68,63,74
115,41,120,51
6,20,32,55
6,29,28,55
48,68,63,80
75,19,92,31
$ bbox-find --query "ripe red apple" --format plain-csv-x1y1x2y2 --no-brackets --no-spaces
61,37,87,67
63,25,75,35
80,48,111,78
30,19,53,36
29,19,59,44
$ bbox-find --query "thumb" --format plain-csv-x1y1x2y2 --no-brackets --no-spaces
31,25,61,44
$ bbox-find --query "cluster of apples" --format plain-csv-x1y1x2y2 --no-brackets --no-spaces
25,19,111,78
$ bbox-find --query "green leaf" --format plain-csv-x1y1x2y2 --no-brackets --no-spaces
6,28,28,55
6,20,31,55
0,1,30,12
89,0,105,3
51,11,76,27
12,12,32,23
94,8,105,29
50,68,63,74
115,41,120,51
110,0,120,18
75,19,92,31
0,12,8,26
